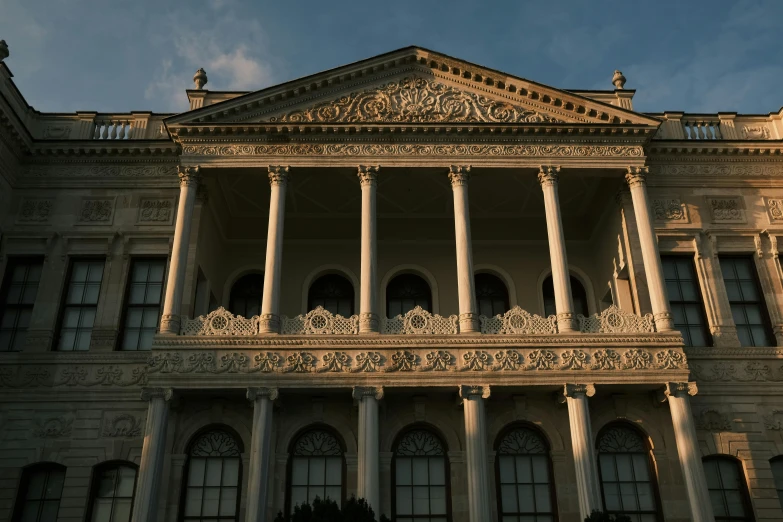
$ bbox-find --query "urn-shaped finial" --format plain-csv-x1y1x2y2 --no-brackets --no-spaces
0,40,9,62
193,68,208,90
612,70,626,90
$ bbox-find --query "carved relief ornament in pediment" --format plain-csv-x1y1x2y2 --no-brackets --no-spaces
266,76,562,124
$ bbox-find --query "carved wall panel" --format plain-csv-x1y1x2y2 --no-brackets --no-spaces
764,197,783,223
16,198,53,223
77,196,115,225
652,197,688,222
137,197,176,225
706,196,745,224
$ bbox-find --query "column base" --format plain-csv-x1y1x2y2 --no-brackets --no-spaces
459,313,480,333
259,313,280,334
556,313,578,333
159,314,181,335
653,312,675,332
358,312,380,334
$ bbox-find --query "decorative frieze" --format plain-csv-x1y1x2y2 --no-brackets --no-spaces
17,198,53,223
102,413,144,437
27,164,178,178
652,198,687,222
690,361,783,382
705,196,745,223
137,197,176,225
77,197,115,225
649,164,783,177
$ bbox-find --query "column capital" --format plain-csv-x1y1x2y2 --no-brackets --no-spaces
538,165,561,186
246,387,279,401
563,383,595,398
268,165,290,185
140,387,173,402
448,165,471,186
625,166,649,188
177,165,201,187
459,384,490,400
353,385,384,401
664,381,698,399
358,165,380,185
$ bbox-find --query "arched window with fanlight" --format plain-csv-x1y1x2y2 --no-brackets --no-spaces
307,274,354,316
495,425,556,521
180,427,243,522
703,455,755,522
11,462,66,522
287,426,345,513
229,273,264,319
392,427,450,522
542,274,589,318
86,461,138,522
386,274,432,317
475,273,510,317
596,424,661,522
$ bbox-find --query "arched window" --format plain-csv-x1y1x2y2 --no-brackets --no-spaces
475,273,510,317
87,461,138,522
308,274,354,316
495,425,556,521
703,456,754,521
392,427,450,521
287,427,345,512
543,275,589,318
229,274,264,319
597,424,661,522
12,462,66,522
386,274,432,317
180,428,243,522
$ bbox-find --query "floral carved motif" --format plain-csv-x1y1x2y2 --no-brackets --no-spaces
694,409,732,431
578,305,655,334
707,197,744,222
657,349,687,369
480,306,557,335
352,352,382,372
138,198,174,224
560,350,588,370
284,352,317,373
317,352,351,372
742,125,771,139
623,349,652,370
385,350,418,372
102,413,143,438
18,198,53,223
271,76,560,124
493,350,523,370
528,350,556,370
690,362,783,382
459,351,492,371
180,307,259,336
421,351,453,371
652,199,685,221
382,306,458,335
282,306,359,335
766,199,783,221
762,411,783,430
592,349,621,370
78,198,114,223
32,416,73,438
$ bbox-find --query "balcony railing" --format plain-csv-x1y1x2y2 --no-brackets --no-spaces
653,111,782,140
35,113,171,140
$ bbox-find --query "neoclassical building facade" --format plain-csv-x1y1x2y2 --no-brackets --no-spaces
2,43,783,522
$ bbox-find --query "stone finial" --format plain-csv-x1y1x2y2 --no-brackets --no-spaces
193,68,208,90
612,70,626,90
0,40,8,62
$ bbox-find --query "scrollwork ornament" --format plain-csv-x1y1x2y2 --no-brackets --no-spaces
493,350,522,371
420,351,453,371
268,165,290,186
528,350,556,370
591,349,621,370
385,350,418,372
538,165,560,186
458,385,491,399
352,352,383,372
357,165,379,185
623,349,652,370
102,414,143,438
253,352,282,372
178,165,201,186
448,165,471,186
219,353,249,373
459,351,492,371
560,350,588,370
656,349,687,369
285,352,317,373
625,166,648,188
318,352,351,373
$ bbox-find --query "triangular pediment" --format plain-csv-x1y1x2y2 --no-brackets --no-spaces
166,47,659,128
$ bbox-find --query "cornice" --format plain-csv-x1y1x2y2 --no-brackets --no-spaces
648,141,783,156
28,139,179,157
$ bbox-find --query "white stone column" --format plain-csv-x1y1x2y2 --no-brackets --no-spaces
160,166,200,334
245,387,278,522
131,387,172,522
625,167,674,331
539,166,578,332
358,166,379,333
459,385,491,522
353,386,383,512
260,166,289,334
664,382,715,522
449,166,479,333
563,383,602,519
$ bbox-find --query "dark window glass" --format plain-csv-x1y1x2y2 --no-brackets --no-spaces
392,428,450,522
121,259,166,351
12,463,66,522
720,257,774,347
308,274,354,316
287,428,345,512
229,274,264,319
770,457,783,510
597,425,661,522
57,259,104,351
475,273,509,317
703,456,754,522
386,274,432,318
543,275,588,318
495,426,556,522
662,256,711,347
88,462,137,522
181,429,242,521
0,258,43,352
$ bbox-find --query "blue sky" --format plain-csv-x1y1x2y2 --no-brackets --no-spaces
1,0,782,115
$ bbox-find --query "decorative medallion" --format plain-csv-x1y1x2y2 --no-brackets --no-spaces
137,198,175,225
706,196,745,223
77,197,115,225
652,198,686,221
17,198,53,223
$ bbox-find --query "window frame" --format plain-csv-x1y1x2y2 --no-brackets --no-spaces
661,255,712,347
542,274,589,318
284,424,347,517
11,462,66,522
118,256,168,351
0,256,44,352
474,272,510,317
493,422,558,522
719,255,775,347
385,273,433,318
307,273,355,316
390,424,452,522
228,273,264,319
85,460,139,522
55,256,106,352
702,455,755,522
595,422,663,522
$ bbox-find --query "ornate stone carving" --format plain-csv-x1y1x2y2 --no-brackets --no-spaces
246,387,279,401
317,351,351,372
537,165,560,186
649,164,783,178
623,349,652,370
625,166,649,187
180,307,260,336
563,383,595,398
281,306,359,335
102,413,143,437
28,164,178,179
652,198,686,221
254,352,282,372
592,349,621,370
448,165,471,186
268,165,290,185
18,198,53,223
458,351,492,372
32,416,73,438
762,410,783,430
352,352,383,372
77,197,114,224
382,306,459,335
560,350,588,370
766,198,783,222
657,349,687,369
480,306,557,334
284,352,317,373
420,351,453,371
352,386,384,401
577,305,655,333
385,350,418,372
663,382,698,398
528,350,557,370
271,76,561,124
742,125,771,139
459,385,491,399
357,165,379,185
694,408,732,431
707,196,744,222
493,350,523,370
138,198,175,224
178,165,200,186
